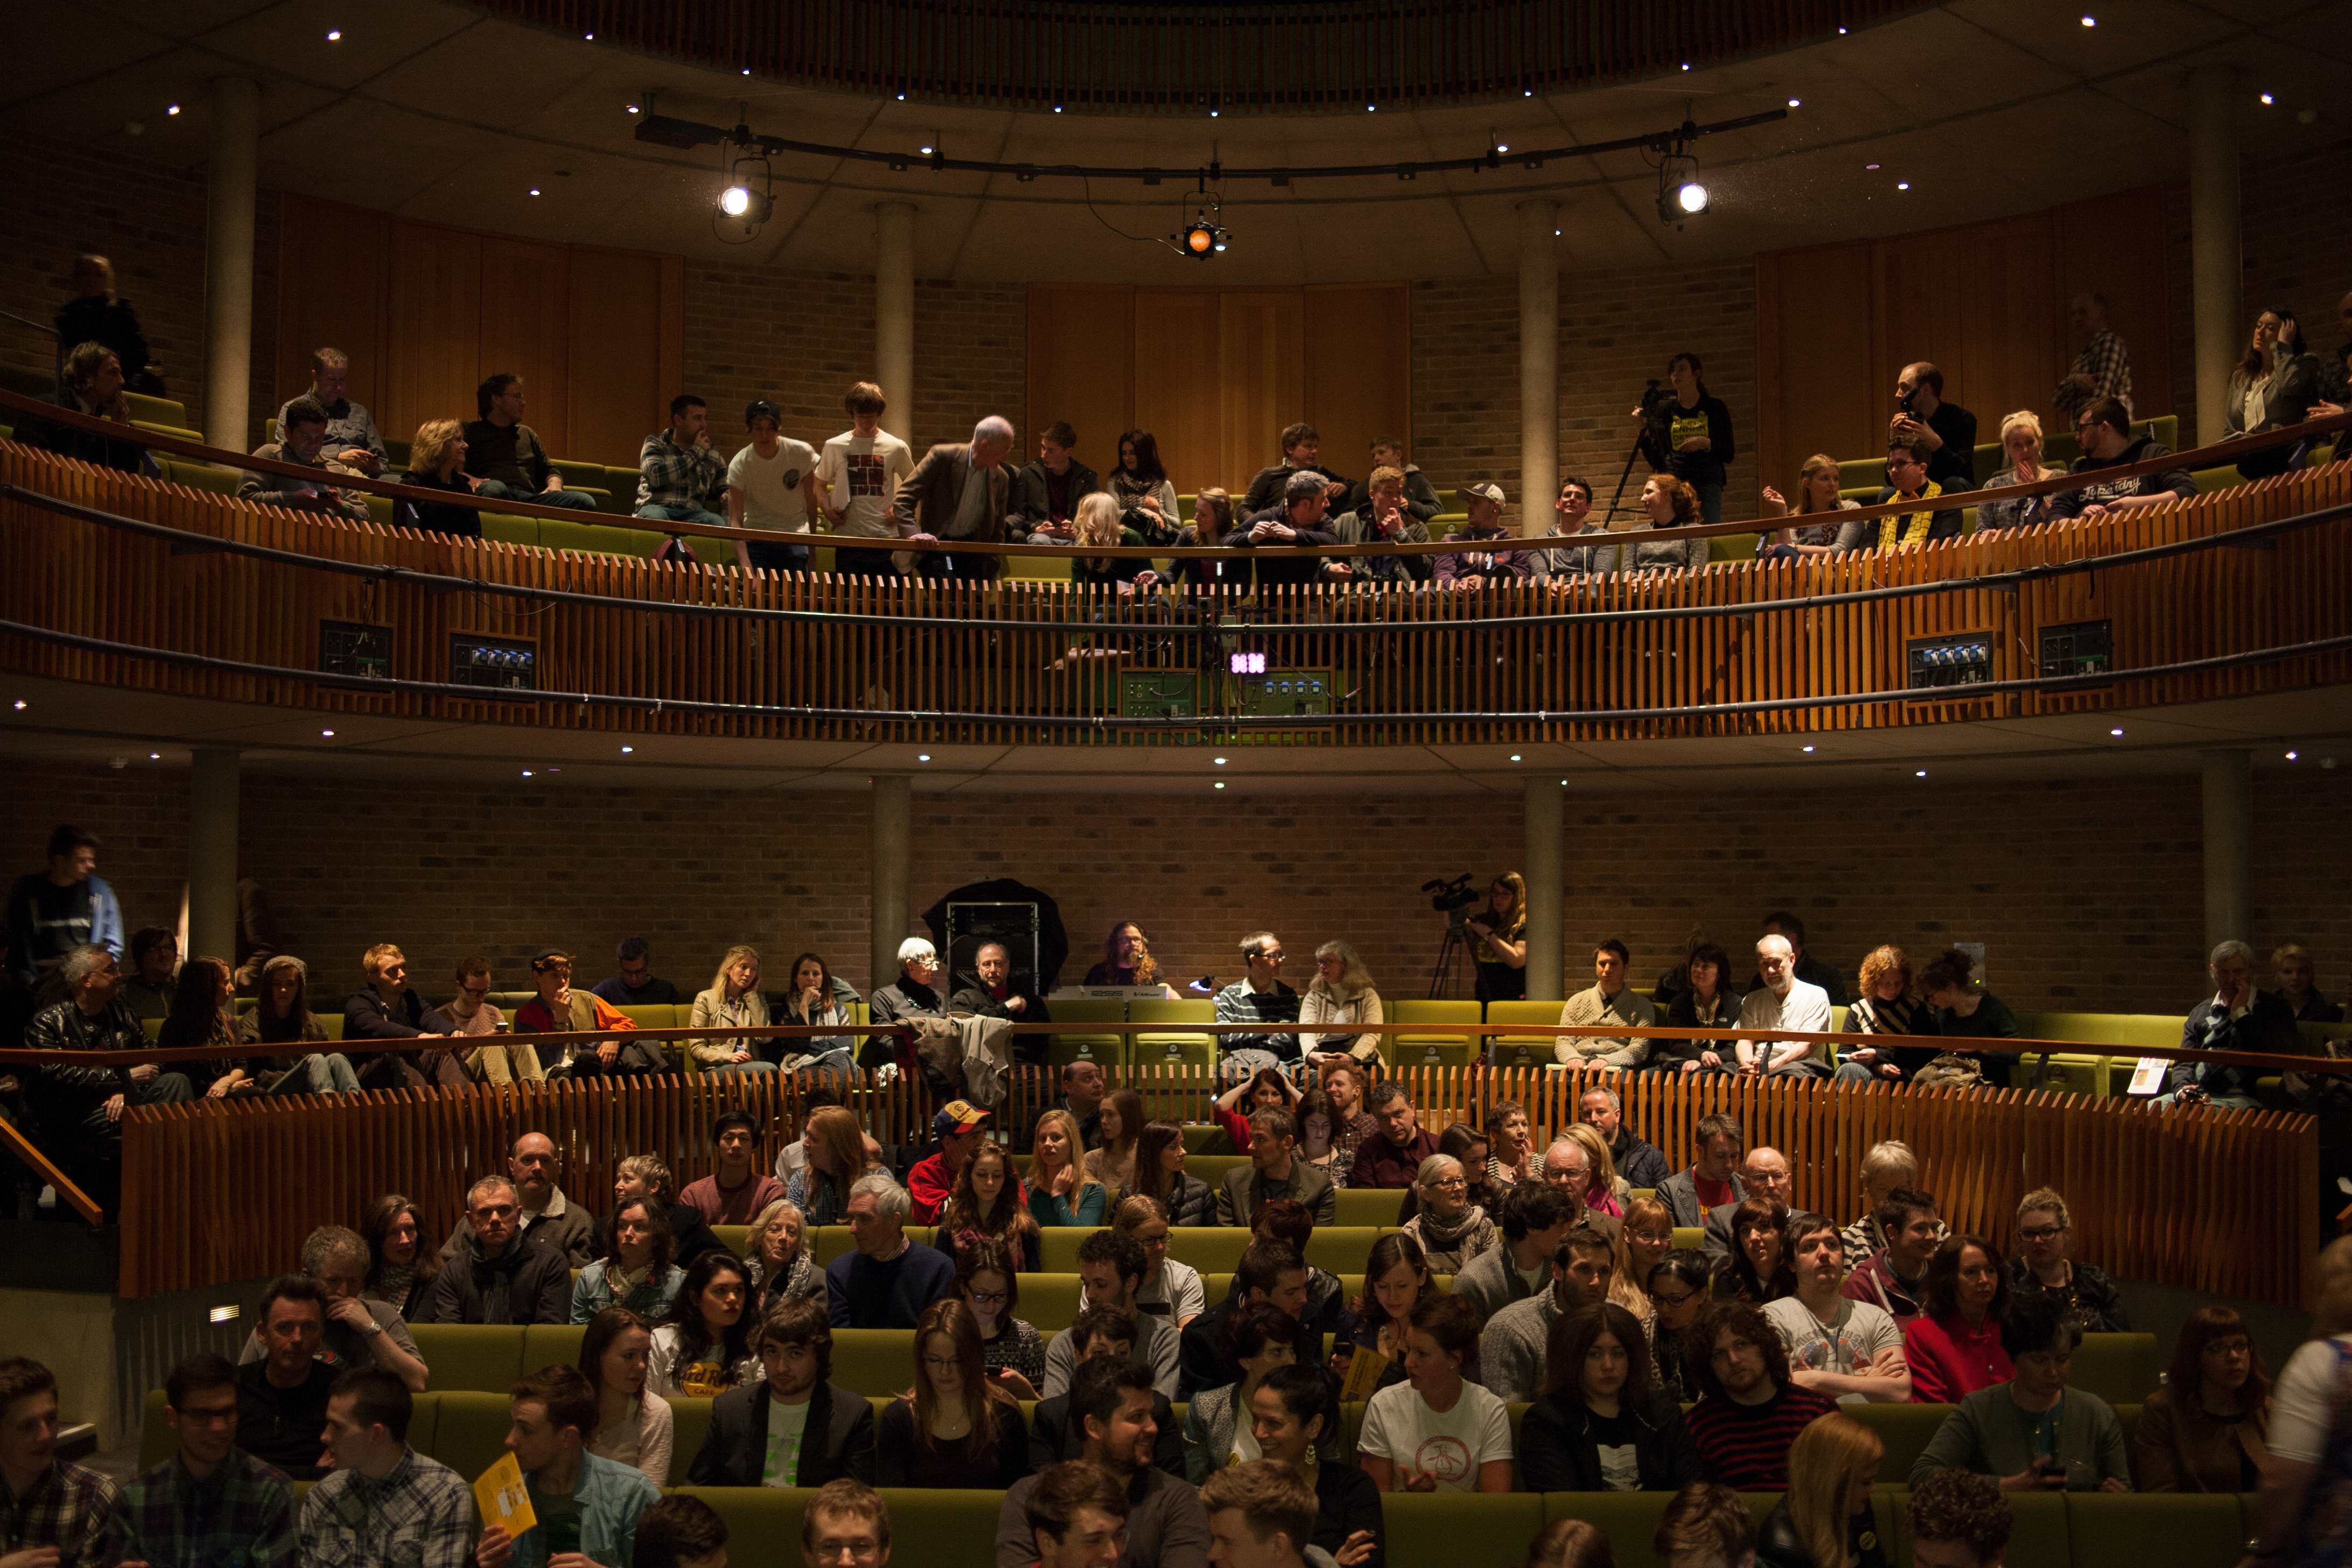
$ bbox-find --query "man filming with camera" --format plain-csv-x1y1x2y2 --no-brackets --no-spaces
1892,361,1978,493
1623,352,1736,527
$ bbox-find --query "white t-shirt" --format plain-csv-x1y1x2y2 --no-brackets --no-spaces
727,438,820,532
2269,1335,2352,1462
1358,1380,1512,1492
1738,979,1832,1065
760,1394,811,1486
816,430,916,539
1764,1295,1904,1403
1139,1258,1205,1324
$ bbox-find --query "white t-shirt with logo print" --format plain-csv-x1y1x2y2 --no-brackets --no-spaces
816,429,916,539
727,437,820,533
1357,1378,1513,1492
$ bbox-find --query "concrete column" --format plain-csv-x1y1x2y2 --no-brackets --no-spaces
870,773,912,992
187,748,240,964
875,203,916,447
2200,748,2252,955
1517,201,1559,537
201,77,260,452
1523,775,1565,1002
2188,65,2241,448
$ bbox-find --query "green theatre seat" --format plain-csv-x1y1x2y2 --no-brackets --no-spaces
669,1396,713,1470
668,1488,808,1555
1382,1490,1544,1568
831,1329,917,1397
1022,1272,1087,1333
1482,1000,1563,1069
1042,999,1128,1067
431,1389,517,1482
411,1323,527,1392
1848,1401,1955,1480
1672,1227,1703,1251
522,1322,587,1373
160,459,242,498
2064,1494,2245,1568
1389,999,1481,1068
540,517,667,558
1335,1188,1405,1227
2071,1333,2160,1406
873,1489,1006,1564
713,1225,753,1258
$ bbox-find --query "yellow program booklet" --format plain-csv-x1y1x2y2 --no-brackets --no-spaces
474,1452,538,1541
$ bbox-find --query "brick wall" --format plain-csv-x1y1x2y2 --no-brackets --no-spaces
0,134,278,438
11,759,2347,1016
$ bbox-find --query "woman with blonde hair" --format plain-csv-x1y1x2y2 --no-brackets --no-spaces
1976,411,2056,533
1301,940,1384,1066
1756,1412,1885,1568
1760,453,1865,559
395,418,482,539
745,1197,824,1309
689,944,774,1074
1484,1100,1535,1188
786,1104,887,1225
1026,1107,1107,1226
2243,1237,2352,1562
1082,1086,1147,1198
1565,1122,1627,1215
1068,491,1160,591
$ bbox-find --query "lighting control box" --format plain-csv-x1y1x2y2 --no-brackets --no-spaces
1236,671,1331,717
449,633,537,690
1118,671,1199,720
1905,634,1991,690
319,620,391,680
2040,619,2113,681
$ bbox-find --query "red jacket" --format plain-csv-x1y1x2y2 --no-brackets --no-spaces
908,1152,1027,1226
1350,1126,1440,1190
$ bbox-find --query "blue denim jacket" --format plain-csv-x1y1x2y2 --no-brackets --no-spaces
509,1452,657,1568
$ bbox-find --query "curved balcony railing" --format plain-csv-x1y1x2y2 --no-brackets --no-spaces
482,0,1927,116
6,431,2349,745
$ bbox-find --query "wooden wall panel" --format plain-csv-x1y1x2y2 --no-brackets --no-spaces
379,226,483,449
1025,285,1136,475
569,248,670,468
274,198,390,429
1304,284,1412,483
1218,292,1305,489
1758,190,2174,487
478,237,573,456
1755,245,1879,493
2052,187,2175,420
1132,290,1222,499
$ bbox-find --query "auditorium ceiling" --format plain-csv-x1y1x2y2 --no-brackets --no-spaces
3,0,2343,284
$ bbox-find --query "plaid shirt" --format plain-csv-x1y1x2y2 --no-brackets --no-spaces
297,1448,476,1568
0,1459,120,1568
2055,328,2133,417
633,431,726,512
115,1449,297,1568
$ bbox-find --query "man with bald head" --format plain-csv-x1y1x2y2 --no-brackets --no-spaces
1702,1146,1793,1259
443,1131,596,1265
896,415,1018,581
1538,1136,1622,1243
1735,935,1833,1076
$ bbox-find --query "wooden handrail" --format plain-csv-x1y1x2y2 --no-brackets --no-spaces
114,1065,2316,1306
0,1112,104,1227
4,385,2344,557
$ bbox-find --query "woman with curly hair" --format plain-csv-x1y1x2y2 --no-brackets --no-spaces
937,1140,1042,1271
1838,944,1941,1083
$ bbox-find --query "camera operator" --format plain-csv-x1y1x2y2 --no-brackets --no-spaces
1462,874,1530,1004
1625,352,1736,527
1892,361,1978,493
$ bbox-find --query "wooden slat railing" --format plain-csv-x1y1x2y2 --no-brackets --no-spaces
4,443,2348,745
117,1062,2315,1307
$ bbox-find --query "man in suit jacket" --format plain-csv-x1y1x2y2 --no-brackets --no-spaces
1656,1112,1746,1228
1699,1145,1793,1259
685,1298,875,1487
1215,1105,1336,1226
890,415,1017,582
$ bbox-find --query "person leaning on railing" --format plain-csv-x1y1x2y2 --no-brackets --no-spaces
238,396,368,520
1760,453,1866,559
2045,397,2197,521
1868,438,1965,551
11,339,156,477
1973,412,2059,534
281,346,386,477
21,942,195,1208
1322,465,1432,587
1433,481,1532,586
1168,487,1250,592
1619,474,1711,575
393,418,484,540
1530,473,1615,579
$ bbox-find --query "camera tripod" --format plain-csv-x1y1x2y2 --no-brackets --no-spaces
1427,921,1473,999
1604,412,1670,523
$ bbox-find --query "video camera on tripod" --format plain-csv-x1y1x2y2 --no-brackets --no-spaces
1423,873,1480,929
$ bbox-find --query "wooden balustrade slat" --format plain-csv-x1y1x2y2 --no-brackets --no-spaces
113,1064,2316,1306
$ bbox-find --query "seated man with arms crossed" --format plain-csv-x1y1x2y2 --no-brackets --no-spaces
1762,1212,1909,1404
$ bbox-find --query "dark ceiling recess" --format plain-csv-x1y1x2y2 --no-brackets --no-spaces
477,0,1928,114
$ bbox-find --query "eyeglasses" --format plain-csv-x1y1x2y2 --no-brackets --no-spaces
967,1290,1009,1305
1651,1289,1698,1307
920,1355,962,1372
2204,1339,2253,1356
2019,1225,2065,1241
1430,1176,1468,1190
1258,951,1285,963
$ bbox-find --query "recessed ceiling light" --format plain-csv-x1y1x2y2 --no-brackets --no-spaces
167,104,181,115
320,729,334,738
626,104,639,113
621,745,633,753
1787,97,1801,107
1866,162,1880,170
1214,781,1226,789
10,699,24,711
149,752,159,760
1681,62,1691,71
583,31,593,39
1838,25,1848,33
917,753,932,761
1367,104,1376,111
897,93,906,100
1524,89,1534,96
1209,109,1219,117
1802,745,1815,753
1897,181,1910,190
1509,754,1523,762
2109,727,2124,736
2287,749,2299,760
2259,93,2275,106
529,187,541,196
2080,13,2096,25
1053,105,1063,113
1915,769,1927,778
522,769,534,778
1214,757,1227,765
325,29,341,40
1496,143,1509,153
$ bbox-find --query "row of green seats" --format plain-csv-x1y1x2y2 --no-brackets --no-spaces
135,1387,2236,1568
